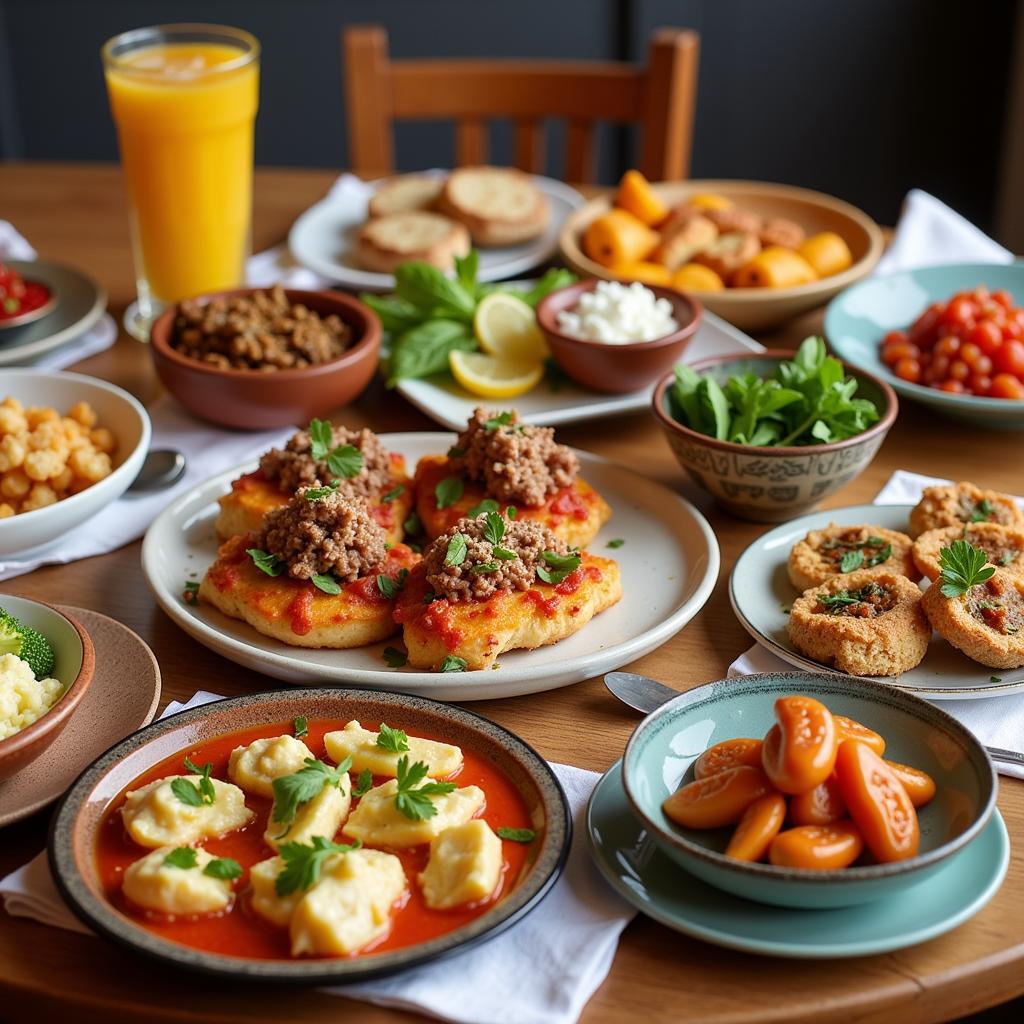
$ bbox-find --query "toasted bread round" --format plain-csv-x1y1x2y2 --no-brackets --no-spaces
438,166,549,247
355,212,470,272
913,522,1024,581
367,175,445,219
787,570,930,677
908,481,1024,538
787,523,916,592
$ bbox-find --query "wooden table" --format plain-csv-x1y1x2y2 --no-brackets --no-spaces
0,163,1021,1024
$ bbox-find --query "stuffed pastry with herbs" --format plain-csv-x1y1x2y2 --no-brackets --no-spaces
912,522,1024,582
215,419,414,544
200,485,419,648
413,408,611,548
787,524,916,592
908,481,1024,538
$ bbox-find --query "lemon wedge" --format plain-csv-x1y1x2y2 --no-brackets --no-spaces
449,350,545,399
473,292,549,362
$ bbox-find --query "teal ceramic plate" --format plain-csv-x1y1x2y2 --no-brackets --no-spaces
825,262,1024,429
588,760,1009,958
730,502,1024,698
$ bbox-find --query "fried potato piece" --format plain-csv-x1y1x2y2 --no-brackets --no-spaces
908,482,1023,538
921,568,1024,669
788,524,916,591
788,570,930,677
913,522,1024,581
693,231,761,283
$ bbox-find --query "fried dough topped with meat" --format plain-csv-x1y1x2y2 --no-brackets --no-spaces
788,523,916,592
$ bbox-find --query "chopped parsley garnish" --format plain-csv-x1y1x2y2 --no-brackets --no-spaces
304,481,339,501
393,756,457,820
382,646,408,668
445,533,468,566
537,549,581,585
506,507,517,519
404,510,423,536
204,857,243,881
970,499,995,523
423,589,443,605
484,411,516,431
381,485,404,503
183,579,200,604
171,758,216,807
376,568,409,600
606,538,625,549
163,847,198,869
991,675,1003,683
293,716,309,739
353,768,373,798
376,723,410,753
247,548,284,577
275,837,362,896
816,582,887,612
938,540,995,597
467,498,500,518
308,419,363,478
435,476,464,509
311,573,342,595
471,562,499,574
447,446,465,459
496,827,536,843
493,546,517,560
270,757,352,829
440,654,467,672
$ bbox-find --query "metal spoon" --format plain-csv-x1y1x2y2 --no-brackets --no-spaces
604,670,1024,769
128,448,187,492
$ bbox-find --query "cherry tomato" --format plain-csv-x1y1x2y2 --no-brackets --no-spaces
881,340,921,366
833,715,885,755
724,793,787,862
788,774,847,826
995,339,1024,377
993,289,1014,309
833,740,920,863
894,357,921,382
768,822,864,871
971,374,993,396
990,374,1024,399
662,765,773,830
693,737,763,780
885,761,936,808
941,296,976,328
908,303,943,347
948,359,970,382
969,320,1003,355
938,380,967,393
882,330,908,348
761,696,838,795
935,334,961,358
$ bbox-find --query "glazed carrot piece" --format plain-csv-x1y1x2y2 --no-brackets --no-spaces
834,740,920,863
662,765,773,830
788,773,847,826
615,170,669,227
724,793,787,862
768,822,864,870
834,715,886,756
761,696,838,795
694,737,764,780
885,760,937,808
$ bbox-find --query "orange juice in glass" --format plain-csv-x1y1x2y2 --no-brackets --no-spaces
102,24,259,339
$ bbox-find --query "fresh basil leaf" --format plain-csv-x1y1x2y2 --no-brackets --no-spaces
382,646,407,668
482,510,505,545
327,444,363,479
393,262,476,321
513,268,578,308
387,319,476,384
435,476,464,509
840,550,864,573
496,827,536,843
359,293,423,334
440,655,467,672
170,778,206,808
312,573,342,595
467,498,500,517
376,569,408,600
247,548,284,577
353,768,374,797
163,847,198,869
445,533,468,565
536,549,581,585
454,250,479,296
493,546,517,560
470,562,499,574
403,510,423,536
606,538,625,549
203,857,243,881
381,485,404,503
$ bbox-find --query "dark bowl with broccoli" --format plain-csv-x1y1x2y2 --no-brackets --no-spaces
652,339,898,522
0,597,95,780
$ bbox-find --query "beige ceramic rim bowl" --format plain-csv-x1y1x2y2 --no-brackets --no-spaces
559,179,885,331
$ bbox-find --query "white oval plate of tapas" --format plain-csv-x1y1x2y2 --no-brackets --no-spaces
142,433,719,701
730,503,1024,699
287,172,585,293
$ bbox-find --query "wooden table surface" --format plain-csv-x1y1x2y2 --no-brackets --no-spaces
0,163,1021,1024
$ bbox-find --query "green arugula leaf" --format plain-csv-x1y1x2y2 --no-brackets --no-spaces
247,548,284,577
293,716,308,739
938,540,996,598
467,498,500,517
536,549,581,585
275,836,362,896
440,654,467,672
840,549,864,573
482,510,504,546
606,538,625,549
393,755,457,820
203,857,243,881
327,444,363,479
496,827,536,843
376,568,409,600
435,476,464,509
381,485,404,503
382,645,407,668
445,533,469,565
311,573,342,595
271,757,353,828
353,768,374,797
303,481,339,501
376,723,410,753
163,847,198,869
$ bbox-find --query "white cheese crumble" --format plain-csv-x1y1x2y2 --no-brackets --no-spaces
0,653,63,740
556,281,679,344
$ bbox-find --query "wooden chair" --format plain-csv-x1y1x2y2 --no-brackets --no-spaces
342,26,700,183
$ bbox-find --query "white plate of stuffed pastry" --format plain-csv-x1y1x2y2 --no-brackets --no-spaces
730,484,1024,698
142,414,719,700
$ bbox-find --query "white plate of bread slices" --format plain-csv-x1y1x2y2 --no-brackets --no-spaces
288,167,584,292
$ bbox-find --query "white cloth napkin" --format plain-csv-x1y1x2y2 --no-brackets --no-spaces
0,690,633,1024
730,470,1024,780
0,221,118,369
875,189,1013,275
0,399,293,581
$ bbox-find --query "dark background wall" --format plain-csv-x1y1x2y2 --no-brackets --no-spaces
0,0,1019,237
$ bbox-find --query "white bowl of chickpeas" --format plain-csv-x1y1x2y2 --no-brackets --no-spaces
0,370,150,556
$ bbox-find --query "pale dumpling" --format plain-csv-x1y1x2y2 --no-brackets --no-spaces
263,782,351,851
343,778,484,848
324,721,462,779
290,848,407,957
249,855,306,927
229,734,311,798
121,775,254,848
418,820,502,910
122,847,234,915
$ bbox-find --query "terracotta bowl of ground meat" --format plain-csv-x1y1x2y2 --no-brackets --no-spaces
150,287,381,430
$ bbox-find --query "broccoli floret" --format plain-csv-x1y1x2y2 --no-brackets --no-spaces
0,608,55,678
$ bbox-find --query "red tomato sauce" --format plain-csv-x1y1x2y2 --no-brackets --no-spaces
95,719,537,961
0,264,50,320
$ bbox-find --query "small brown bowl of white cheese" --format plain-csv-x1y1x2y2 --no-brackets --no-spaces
536,279,702,394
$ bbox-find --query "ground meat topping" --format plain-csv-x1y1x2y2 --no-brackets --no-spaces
422,511,569,602
968,577,1024,635
259,424,391,498
256,488,387,581
819,530,892,570
450,408,578,507
956,494,1016,527
815,582,896,618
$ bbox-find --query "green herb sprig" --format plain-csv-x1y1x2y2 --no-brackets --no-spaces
308,419,364,478
537,549,581,585
393,756,457,821
171,758,216,807
496,827,536,843
938,540,996,597
376,723,410,753
247,548,283,577
271,757,352,829
275,837,362,896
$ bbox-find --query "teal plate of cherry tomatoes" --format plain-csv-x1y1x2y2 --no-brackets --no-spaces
825,262,1024,429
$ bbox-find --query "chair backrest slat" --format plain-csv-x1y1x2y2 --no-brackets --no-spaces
513,119,545,175
564,119,594,184
456,120,487,166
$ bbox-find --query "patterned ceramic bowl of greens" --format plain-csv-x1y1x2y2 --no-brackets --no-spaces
652,349,898,522
622,672,997,910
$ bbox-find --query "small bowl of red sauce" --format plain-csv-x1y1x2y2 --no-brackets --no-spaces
0,263,57,329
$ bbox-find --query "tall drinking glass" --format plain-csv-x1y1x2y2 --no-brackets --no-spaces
102,24,260,340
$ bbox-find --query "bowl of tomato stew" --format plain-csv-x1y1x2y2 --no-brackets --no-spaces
49,688,569,981
826,262,1024,428
622,672,996,910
